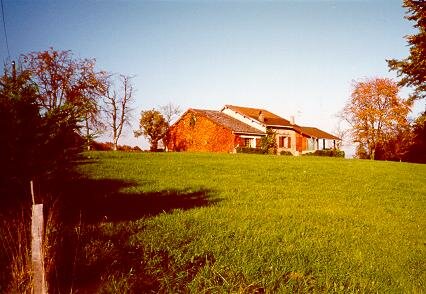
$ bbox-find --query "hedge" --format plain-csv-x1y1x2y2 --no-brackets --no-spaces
303,149,345,158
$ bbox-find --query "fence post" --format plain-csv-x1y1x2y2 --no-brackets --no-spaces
31,180,46,293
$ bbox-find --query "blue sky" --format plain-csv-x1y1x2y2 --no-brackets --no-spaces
0,0,422,151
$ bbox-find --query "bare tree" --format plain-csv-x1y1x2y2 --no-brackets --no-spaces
102,74,135,151
159,102,181,150
333,121,350,150
160,102,182,125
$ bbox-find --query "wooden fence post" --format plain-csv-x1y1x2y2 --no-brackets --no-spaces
31,180,46,293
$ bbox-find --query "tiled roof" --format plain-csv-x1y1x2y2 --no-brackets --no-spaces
224,105,291,126
298,126,340,140
191,109,264,135
224,105,339,140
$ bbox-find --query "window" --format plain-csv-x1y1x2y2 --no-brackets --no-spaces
287,137,291,148
255,138,261,148
244,138,251,148
279,136,285,148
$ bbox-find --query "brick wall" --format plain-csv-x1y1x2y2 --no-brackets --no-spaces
168,111,236,153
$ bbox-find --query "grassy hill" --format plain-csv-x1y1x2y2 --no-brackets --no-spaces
66,151,425,292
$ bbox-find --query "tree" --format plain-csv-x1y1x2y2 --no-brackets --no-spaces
102,74,135,151
405,111,426,163
387,0,426,101
160,102,182,125
159,102,181,149
134,110,168,151
333,122,350,150
20,48,107,146
81,70,109,150
341,78,411,160
261,128,278,154
0,63,81,206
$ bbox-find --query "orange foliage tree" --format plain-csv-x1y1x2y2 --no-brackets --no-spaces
341,78,411,160
134,109,168,151
20,48,107,146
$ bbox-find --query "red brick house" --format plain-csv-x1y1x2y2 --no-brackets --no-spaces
167,109,264,153
167,105,340,154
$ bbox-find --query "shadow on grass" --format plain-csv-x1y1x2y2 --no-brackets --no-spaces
59,178,218,224
48,177,220,293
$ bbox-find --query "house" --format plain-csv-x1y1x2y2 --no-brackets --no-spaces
167,108,264,153
167,105,340,155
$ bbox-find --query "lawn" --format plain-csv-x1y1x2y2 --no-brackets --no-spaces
63,151,425,293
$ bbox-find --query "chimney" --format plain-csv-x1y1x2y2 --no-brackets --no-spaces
258,111,264,122
290,116,295,125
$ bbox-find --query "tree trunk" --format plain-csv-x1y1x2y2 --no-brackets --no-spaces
370,149,375,160
113,137,118,151
85,116,91,150
150,140,158,152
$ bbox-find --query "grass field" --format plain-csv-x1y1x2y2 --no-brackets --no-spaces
64,151,425,293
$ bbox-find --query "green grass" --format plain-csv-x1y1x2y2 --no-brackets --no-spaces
68,151,425,293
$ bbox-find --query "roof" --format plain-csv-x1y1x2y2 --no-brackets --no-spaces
224,105,291,126
298,126,340,140
191,109,264,135
224,105,340,140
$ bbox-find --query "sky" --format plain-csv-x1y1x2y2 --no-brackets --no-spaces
0,0,423,154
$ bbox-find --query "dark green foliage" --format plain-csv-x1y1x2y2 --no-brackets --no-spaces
405,111,426,163
387,0,426,101
235,147,265,154
303,149,345,158
279,150,293,156
261,128,278,154
0,65,82,207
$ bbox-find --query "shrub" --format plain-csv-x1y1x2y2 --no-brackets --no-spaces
90,141,142,152
261,129,277,154
304,149,345,158
0,67,82,207
91,141,114,151
236,147,265,155
279,151,293,156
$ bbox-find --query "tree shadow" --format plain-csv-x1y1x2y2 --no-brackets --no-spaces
48,177,220,293
59,177,219,224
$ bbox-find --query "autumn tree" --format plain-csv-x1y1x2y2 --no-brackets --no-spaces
134,109,168,151
102,74,135,151
387,0,426,101
20,48,107,147
81,71,109,149
341,78,411,160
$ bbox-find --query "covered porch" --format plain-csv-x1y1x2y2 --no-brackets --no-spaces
298,127,341,154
